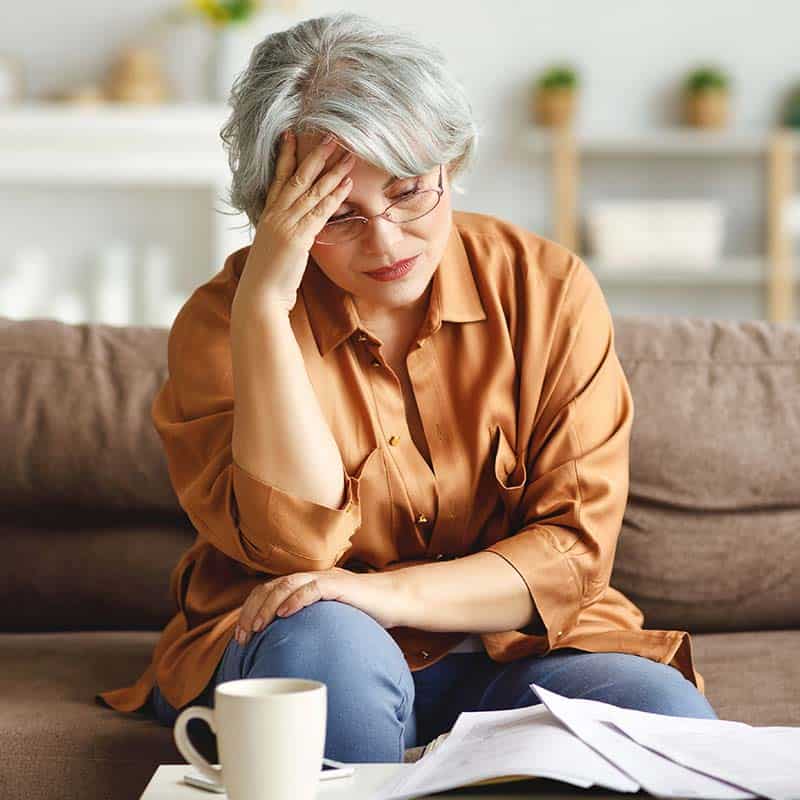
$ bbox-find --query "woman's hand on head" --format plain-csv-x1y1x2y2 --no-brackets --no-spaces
233,131,356,314
233,565,406,645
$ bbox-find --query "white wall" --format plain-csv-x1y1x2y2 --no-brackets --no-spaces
2,1,799,321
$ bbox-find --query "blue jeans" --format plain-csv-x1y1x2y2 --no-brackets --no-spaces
151,600,717,762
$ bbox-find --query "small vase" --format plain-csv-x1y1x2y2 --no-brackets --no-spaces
157,17,216,103
685,90,729,129
534,87,576,127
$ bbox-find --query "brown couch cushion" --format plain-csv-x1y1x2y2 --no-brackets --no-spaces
0,632,184,800
0,513,194,631
612,316,800,633
690,628,800,725
0,317,177,514
0,629,796,800
2,315,799,636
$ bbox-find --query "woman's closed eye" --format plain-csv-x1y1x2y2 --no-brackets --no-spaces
329,182,421,221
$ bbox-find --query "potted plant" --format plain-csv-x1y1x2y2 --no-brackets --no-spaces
781,82,800,129
189,0,264,26
183,0,268,101
683,65,731,129
534,63,579,128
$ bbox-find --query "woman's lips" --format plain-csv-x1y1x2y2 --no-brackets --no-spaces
365,254,419,282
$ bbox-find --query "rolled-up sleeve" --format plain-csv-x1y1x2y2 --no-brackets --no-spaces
484,255,634,649
152,296,374,575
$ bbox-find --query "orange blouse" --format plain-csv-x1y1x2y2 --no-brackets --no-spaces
97,210,704,715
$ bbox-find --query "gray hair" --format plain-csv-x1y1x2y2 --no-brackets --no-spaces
218,11,480,231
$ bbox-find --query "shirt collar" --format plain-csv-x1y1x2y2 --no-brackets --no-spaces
301,218,486,357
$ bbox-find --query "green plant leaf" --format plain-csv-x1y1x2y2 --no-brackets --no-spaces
685,65,730,93
537,64,578,90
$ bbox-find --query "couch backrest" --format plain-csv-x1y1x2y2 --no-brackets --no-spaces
0,318,179,514
613,315,800,634
1,315,798,634
0,318,189,632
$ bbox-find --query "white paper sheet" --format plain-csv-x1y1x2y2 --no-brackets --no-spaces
530,683,757,799
600,709,800,800
372,702,639,800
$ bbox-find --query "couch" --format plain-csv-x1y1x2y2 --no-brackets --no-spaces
1,313,798,800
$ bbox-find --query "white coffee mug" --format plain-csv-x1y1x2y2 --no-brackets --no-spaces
174,678,327,800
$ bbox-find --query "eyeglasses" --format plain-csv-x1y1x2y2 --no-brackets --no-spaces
314,164,443,245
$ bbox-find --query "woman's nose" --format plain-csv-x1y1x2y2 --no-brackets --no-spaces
361,213,404,253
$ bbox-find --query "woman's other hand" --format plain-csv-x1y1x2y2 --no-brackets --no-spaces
234,566,405,645
233,130,356,313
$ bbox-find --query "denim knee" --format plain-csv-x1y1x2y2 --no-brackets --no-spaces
478,649,718,721
551,652,718,719
236,600,408,680
224,600,416,761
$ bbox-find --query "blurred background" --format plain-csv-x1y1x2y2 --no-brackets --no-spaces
1,0,798,327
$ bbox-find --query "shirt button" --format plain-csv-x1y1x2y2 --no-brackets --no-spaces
420,650,430,659
416,513,429,524
388,435,400,446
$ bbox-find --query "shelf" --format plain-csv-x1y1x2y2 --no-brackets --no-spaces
0,103,231,185
528,125,797,320
525,127,800,157
587,257,786,286
0,102,229,132
0,102,249,272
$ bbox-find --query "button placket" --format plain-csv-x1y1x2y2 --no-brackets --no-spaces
359,327,438,558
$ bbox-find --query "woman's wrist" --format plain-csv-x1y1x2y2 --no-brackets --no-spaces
368,567,415,630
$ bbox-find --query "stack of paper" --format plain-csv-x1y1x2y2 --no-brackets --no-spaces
373,682,800,800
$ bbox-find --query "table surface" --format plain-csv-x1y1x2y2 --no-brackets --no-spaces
140,763,663,799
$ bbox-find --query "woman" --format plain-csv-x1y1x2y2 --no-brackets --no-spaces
97,12,717,762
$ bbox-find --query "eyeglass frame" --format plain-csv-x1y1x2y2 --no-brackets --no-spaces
314,163,444,245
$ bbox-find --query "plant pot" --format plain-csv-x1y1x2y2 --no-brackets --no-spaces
534,87,576,127
684,89,729,129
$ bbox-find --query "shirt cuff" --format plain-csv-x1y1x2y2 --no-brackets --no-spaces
484,524,583,649
231,447,379,572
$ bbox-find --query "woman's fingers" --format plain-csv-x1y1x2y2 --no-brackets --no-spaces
274,580,323,619
236,575,317,645
289,150,355,222
294,170,355,241
274,134,340,212
235,582,273,643
264,130,296,210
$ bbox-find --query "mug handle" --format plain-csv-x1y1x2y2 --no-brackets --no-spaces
174,706,224,787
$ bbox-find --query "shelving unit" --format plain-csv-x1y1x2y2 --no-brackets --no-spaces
525,127,799,322
0,103,249,275
1,105,796,323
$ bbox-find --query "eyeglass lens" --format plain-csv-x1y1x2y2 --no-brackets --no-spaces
315,167,443,245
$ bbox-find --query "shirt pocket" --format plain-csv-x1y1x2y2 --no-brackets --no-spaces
492,424,528,527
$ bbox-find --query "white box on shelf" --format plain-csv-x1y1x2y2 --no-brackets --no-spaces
139,243,177,325
91,242,135,325
586,200,725,270
44,290,87,325
785,195,800,238
0,246,52,319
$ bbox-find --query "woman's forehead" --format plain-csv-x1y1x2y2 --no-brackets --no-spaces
292,130,401,185
294,130,352,169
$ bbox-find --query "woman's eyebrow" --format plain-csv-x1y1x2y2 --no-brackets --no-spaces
342,175,409,204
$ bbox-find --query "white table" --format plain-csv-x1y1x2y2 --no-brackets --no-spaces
140,763,657,798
